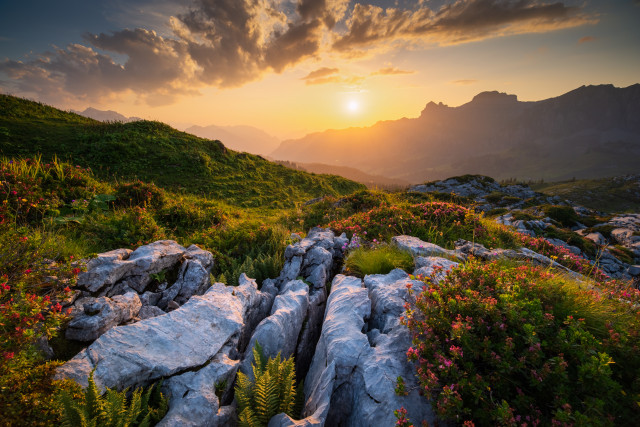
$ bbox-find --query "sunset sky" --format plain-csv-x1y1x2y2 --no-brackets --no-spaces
1,0,639,139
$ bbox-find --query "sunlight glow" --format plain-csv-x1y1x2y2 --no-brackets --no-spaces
347,100,360,113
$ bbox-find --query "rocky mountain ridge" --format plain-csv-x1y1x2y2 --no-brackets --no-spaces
272,84,640,183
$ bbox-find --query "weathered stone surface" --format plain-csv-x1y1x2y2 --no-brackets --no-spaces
414,256,460,284
268,361,336,427
140,291,161,307
77,241,199,294
137,305,165,320
65,292,142,342
240,280,309,380
584,232,607,246
236,274,277,353
184,244,215,272
304,273,437,426
158,352,239,427
158,259,211,309
392,235,464,261
364,269,423,333
56,283,247,392
77,248,133,293
295,286,327,381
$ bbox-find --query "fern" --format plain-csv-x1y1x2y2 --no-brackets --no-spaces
234,341,302,427
58,371,169,427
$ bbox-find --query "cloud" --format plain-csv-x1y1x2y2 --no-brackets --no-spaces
301,67,339,80
578,35,596,44
371,67,415,76
1,0,596,105
450,79,478,85
333,0,597,51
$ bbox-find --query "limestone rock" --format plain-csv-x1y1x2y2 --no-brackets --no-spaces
56,283,247,392
158,352,239,427
240,280,309,380
65,292,142,342
392,235,464,261
137,305,165,320
414,257,460,284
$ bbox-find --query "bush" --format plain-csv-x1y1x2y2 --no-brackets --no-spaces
543,205,579,227
344,245,414,277
114,181,165,209
403,259,640,425
235,342,303,426
59,370,168,426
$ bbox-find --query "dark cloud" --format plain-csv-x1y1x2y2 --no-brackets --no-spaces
334,0,596,51
371,67,415,75
0,0,596,105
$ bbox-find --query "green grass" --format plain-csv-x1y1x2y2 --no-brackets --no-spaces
533,176,640,213
0,94,364,208
344,245,414,277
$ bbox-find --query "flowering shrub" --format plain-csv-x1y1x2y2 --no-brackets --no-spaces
403,259,640,425
80,206,166,249
114,180,166,208
0,156,99,225
328,202,489,248
517,232,609,282
0,230,81,425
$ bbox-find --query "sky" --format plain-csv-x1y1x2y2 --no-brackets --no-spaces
1,0,639,139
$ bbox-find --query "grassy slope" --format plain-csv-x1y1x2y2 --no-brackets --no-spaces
533,176,640,213
0,95,364,208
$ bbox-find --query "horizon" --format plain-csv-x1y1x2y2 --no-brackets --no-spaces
2,1,640,139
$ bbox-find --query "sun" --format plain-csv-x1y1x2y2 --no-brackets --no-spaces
346,99,360,113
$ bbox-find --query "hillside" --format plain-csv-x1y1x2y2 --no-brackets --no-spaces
186,124,280,157
271,84,640,183
274,160,409,189
72,107,141,123
534,175,640,213
0,95,363,208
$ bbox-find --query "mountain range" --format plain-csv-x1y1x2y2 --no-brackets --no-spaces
185,124,280,156
271,84,640,183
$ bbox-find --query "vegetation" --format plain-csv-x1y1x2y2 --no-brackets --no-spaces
402,259,640,426
235,342,303,426
0,95,364,208
344,245,414,277
59,371,168,427
533,176,640,213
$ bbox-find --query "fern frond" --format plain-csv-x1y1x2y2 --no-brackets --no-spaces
238,407,260,427
121,387,143,427
291,380,305,420
254,371,279,425
85,369,104,422
60,390,86,427
253,341,267,376
235,371,254,412
278,359,295,415
103,388,126,426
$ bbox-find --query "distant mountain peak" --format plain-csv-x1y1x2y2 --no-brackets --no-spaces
469,91,518,105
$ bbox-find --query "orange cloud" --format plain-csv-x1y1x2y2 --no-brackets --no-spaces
371,67,415,76
450,79,479,85
578,36,596,44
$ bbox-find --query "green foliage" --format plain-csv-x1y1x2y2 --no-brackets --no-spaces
542,225,597,257
0,95,364,207
235,342,303,427
403,259,640,425
543,205,579,227
114,181,165,209
344,245,414,277
327,201,518,250
59,370,168,427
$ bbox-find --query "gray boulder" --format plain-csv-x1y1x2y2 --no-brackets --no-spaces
240,280,310,380
137,305,165,320
158,258,211,309
414,256,460,284
65,292,142,341
304,274,437,426
392,235,464,261
158,352,238,427
56,282,249,392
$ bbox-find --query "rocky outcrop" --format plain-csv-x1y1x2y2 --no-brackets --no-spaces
56,277,273,393
65,292,141,341
64,241,216,342
240,280,309,380
392,235,464,261
301,273,438,427
414,256,459,284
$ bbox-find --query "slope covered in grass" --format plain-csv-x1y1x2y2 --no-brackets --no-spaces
0,95,364,208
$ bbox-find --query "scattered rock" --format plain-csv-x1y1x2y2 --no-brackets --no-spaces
414,256,460,284
138,305,165,320
392,235,464,261
65,292,142,342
